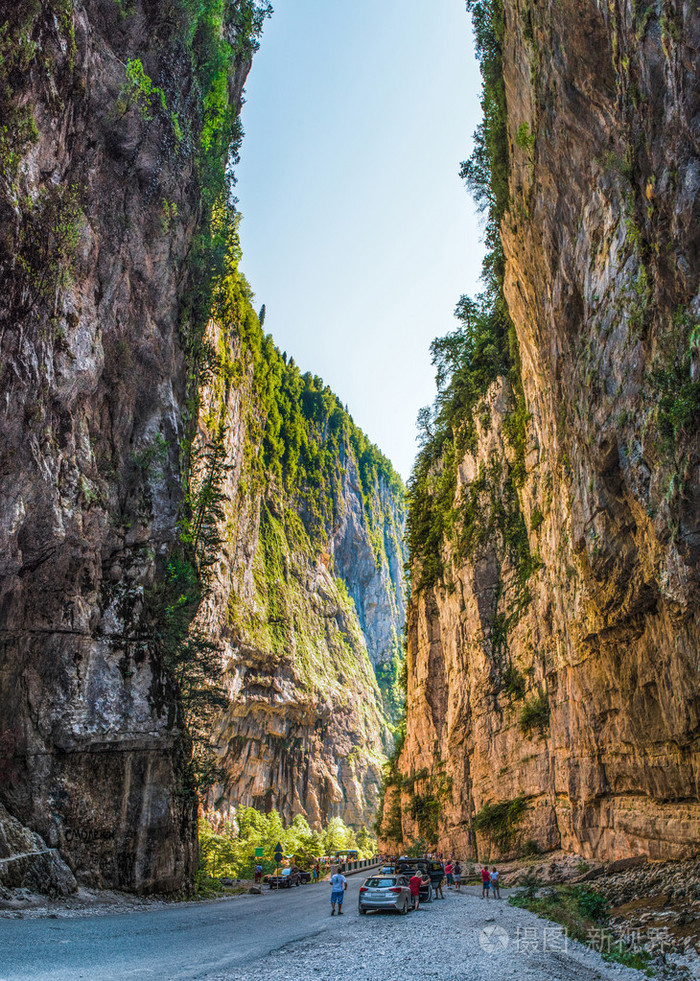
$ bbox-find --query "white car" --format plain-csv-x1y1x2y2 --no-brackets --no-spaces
358,875,411,914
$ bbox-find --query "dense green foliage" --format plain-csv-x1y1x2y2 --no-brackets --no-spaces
227,272,402,542
651,308,700,459
404,766,453,846
473,795,527,853
199,218,404,556
502,664,526,699
519,689,550,737
197,809,376,887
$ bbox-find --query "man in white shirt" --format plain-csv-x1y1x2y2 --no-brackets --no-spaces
330,867,347,915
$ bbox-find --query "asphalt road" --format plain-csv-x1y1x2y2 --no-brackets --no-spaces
0,877,364,981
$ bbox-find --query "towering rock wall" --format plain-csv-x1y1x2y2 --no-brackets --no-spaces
195,296,405,829
384,0,700,862
0,0,263,892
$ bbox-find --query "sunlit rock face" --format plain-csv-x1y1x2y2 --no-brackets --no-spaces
384,0,700,862
0,0,253,892
196,323,406,829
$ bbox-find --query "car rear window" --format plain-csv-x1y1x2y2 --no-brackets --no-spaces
365,877,395,887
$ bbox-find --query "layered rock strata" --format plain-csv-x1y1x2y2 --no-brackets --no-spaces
385,0,700,861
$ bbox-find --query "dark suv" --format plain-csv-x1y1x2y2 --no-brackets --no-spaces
264,866,310,888
396,860,445,901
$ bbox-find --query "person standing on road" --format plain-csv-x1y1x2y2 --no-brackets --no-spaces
434,871,445,900
481,865,491,900
409,871,423,911
445,860,454,889
453,862,462,891
330,867,347,915
490,867,500,899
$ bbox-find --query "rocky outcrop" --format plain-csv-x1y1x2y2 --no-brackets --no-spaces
0,804,77,897
385,0,700,862
0,0,256,892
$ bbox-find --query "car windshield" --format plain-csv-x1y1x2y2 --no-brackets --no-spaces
365,877,396,888
280,869,291,876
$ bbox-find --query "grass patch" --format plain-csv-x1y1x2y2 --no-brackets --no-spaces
510,885,655,972
519,689,550,737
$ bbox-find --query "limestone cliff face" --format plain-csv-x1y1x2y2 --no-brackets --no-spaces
333,453,406,675
0,0,256,892
386,0,700,862
195,318,405,828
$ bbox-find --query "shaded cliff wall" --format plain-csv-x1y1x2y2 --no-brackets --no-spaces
384,0,700,862
0,0,263,891
194,277,405,828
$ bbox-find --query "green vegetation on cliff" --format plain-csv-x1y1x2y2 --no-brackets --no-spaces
406,0,531,597
199,221,404,722
473,794,527,853
211,248,403,547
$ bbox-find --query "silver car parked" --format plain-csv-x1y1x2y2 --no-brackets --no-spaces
358,875,411,914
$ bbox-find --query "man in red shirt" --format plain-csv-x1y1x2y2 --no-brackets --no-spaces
408,872,424,910
481,865,491,900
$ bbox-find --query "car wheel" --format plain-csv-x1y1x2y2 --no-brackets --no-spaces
399,899,409,915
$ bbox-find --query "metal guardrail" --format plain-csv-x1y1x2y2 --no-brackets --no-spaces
334,856,383,877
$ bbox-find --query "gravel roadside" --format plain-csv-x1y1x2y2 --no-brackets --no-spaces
212,888,651,981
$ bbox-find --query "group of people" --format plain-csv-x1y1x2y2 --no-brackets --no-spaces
480,864,501,899
443,860,462,891
328,856,502,915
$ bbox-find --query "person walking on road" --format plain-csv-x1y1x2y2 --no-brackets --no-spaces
445,861,454,889
330,867,347,915
453,862,462,891
490,867,500,899
481,865,491,900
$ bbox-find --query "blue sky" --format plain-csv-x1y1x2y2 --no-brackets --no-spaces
235,0,484,481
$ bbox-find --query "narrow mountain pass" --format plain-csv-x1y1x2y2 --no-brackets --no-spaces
0,880,648,981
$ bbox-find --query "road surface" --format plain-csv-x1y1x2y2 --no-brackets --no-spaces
0,879,653,981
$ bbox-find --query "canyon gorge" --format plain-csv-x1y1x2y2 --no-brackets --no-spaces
0,0,699,900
